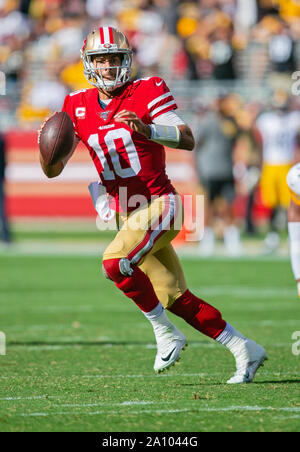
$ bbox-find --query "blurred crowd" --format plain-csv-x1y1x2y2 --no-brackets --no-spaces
0,0,300,125
1,0,300,251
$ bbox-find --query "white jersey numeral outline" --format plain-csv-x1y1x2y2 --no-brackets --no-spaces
88,128,141,180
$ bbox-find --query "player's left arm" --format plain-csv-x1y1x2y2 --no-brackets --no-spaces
114,110,195,151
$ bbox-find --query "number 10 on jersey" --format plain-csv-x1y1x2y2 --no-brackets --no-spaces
88,128,141,180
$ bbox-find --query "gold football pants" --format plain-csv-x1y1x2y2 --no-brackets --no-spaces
260,164,291,209
103,193,188,308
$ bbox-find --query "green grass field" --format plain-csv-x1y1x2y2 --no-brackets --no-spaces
0,252,299,432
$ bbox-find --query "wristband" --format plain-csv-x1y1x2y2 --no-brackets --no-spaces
149,124,181,148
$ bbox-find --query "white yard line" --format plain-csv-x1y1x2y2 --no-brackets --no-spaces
0,305,132,314
0,286,297,318
0,246,290,259
81,373,217,379
1,340,295,352
1,371,299,384
274,415,300,420
192,286,297,299
0,395,61,401
17,405,300,418
2,318,299,333
53,401,155,408
0,285,296,298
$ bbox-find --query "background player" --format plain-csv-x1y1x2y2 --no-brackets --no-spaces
39,27,267,384
194,94,242,256
255,91,300,250
287,163,300,299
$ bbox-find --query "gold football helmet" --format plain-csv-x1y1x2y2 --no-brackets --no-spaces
81,27,133,91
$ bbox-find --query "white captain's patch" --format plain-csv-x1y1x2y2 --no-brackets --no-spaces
75,107,86,118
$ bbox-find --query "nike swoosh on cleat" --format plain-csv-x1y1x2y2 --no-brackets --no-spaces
161,347,176,362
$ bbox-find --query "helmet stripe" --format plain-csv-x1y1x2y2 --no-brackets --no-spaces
99,27,104,44
108,27,114,43
103,27,111,44
81,38,87,52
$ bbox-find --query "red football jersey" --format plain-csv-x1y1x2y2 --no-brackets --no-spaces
62,77,177,212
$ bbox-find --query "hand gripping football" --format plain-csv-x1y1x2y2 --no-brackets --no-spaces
38,112,75,165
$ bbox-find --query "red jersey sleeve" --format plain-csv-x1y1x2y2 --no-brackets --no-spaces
145,77,178,122
62,94,80,139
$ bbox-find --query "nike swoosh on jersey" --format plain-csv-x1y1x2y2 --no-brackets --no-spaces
155,81,163,87
161,347,176,362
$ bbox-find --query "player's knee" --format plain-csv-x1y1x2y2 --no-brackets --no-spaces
102,258,121,282
102,262,111,280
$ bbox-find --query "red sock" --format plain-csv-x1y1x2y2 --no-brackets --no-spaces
102,258,159,313
168,289,226,339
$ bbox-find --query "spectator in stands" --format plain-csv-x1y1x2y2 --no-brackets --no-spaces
0,132,11,244
257,0,279,20
0,0,30,86
181,6,237,80
276,0,300,24
1,0,300,133
268,17,296,74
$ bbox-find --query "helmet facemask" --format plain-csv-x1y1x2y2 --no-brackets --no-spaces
82,49,133,92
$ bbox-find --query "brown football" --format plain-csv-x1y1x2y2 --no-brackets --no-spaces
39,112,75,165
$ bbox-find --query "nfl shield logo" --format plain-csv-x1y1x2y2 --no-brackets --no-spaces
99,111,111,121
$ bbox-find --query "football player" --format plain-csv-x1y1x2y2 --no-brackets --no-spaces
39,27,267,383
287,163,300,298
255,91,300,250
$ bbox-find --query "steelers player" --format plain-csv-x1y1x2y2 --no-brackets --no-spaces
255,91,300,249
287,163,300,298
39,27,267,383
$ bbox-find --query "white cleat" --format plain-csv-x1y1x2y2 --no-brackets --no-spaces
154,327,187,373
227,340,267,384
